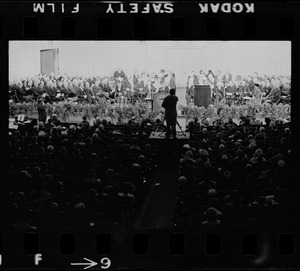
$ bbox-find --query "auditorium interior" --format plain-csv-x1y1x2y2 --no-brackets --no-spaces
6,40,294,267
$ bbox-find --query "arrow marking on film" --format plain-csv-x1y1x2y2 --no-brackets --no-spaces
70,258,98,270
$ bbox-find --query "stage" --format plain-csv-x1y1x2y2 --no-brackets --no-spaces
149,110,190,139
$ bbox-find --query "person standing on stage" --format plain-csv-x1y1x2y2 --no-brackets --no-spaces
207,70,215,85
252,83,263,102
114,67,125,93
162,88,178,139
83,81,96,104
212,82,224,104
263,80,282,104
37,98,47,124
133,75,142,102
76,80,88,104
170,73,176,90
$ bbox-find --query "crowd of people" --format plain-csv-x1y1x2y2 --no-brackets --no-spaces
7,69,292,233
9,69,176,105
186,70,291,106
8,107,292,232
174,118,291,231
9,69,291,109
7,115,161,230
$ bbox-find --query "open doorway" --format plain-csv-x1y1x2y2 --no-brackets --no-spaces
40,48,59,76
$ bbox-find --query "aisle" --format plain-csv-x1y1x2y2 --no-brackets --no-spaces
138,169,178,229
137,139,182,229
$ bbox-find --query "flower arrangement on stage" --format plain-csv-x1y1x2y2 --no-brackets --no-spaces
9,101,36,116
9,100,154,123
9,100,291,125
180,104,206,119
181,99,290,125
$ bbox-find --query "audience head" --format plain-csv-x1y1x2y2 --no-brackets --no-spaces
178,176,187,185
259,126,265,133
235,141,241,149
205,207,221,221
138,155,146,163
278,159,286,168
218,144,225,151
145,143,151,151
208,188,217,197
75,203,85,211
45,145,54,154
185,150,193,158
223,170,232,179
221,154,228,161
48,202,60,212
183,144,190,150
199,149,209,157
255,148,263,157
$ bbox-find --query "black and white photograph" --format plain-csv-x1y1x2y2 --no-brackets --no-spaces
7,39,293,268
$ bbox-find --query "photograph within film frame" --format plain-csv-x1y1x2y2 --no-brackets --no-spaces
1,1,299,270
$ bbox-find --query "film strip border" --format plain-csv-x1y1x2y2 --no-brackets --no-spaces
0,229,298,269
0,1,297,39
0,1,299,106
1,0,300,269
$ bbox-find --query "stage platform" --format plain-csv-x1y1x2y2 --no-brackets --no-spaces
148,114,189,139
149,131,190,140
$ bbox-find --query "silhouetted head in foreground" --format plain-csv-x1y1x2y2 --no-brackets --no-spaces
170,88,176,96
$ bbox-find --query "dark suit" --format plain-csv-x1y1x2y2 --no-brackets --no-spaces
100,83,114,99
91,85,100,94
162,94,178,138
37,103,47,123
100,83,111,93
10,84,30,102
75,86,87,103
60,86,73,98
68,86,78,98
267,87,282,103
212,85,223,103
133,80,146,101
30,86,44,100
84,87,96,104
114,71,125,93
121,77,132,92
44,86,56,100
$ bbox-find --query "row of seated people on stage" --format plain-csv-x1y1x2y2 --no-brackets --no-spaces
186,70,291,106
9,69,176,105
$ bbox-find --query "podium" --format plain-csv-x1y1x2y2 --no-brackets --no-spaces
194,85,211,108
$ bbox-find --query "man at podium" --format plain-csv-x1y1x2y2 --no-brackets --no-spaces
162,88,178,139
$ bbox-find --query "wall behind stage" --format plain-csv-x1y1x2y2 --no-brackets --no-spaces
9,41,291,86
9,41,148,81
